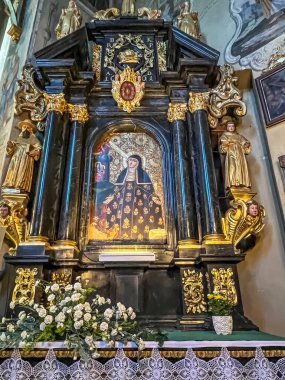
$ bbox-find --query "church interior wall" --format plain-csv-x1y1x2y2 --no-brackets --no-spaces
0,0,285,336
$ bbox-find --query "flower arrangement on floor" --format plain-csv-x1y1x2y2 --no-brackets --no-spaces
0,277,163,359
207,292,235,335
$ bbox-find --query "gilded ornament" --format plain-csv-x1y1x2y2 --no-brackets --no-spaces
55,0,82,40
12,268,38,305
0,194,29,250
177,1,201,40
51,272,71,286
208,64,247,128
182,269,207,314
2,120,42,194
137,7,162,20
264,47,285,73
44,93,67,114
15,64,47,122
157,41,167,72
111,67,145,113
104,34,154,76
219,119,251,190
188,92,209,113
121,0,136,15
167,103,187,122
118,49,142,64
211,268,238,305
94,8,120,20
223,190,265,251
92,44,102,81
7,24,22,43
67,104,89,122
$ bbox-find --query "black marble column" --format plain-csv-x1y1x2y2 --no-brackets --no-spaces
57,104,88,245
29,95,68,242
188,92,224,241
169,103,198,245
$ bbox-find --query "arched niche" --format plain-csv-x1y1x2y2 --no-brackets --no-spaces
79,119,175,252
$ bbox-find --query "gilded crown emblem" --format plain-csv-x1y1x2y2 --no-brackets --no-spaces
118,49,142,64
111,67,145,113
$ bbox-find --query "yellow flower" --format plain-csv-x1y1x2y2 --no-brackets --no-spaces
207,294,213,300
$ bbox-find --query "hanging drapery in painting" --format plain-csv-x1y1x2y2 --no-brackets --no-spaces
88,132,166,243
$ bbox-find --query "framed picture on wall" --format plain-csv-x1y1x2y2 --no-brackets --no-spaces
255,62,285,127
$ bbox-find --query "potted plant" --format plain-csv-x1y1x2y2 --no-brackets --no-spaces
207,293,234,335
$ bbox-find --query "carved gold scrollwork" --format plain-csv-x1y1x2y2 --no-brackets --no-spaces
182,269,207,314
0,194,29,251
223,190,265,251
51,273,71,287
67,104,89,122
94,8,120,20
93,44,102,80
211,268,238,305
44,93,67,114
12,268,38,305
137,7,162,20
208,64,247,128
264,47,285,73
157,41,167,72
167,103,187,122
104,34,154,76
7,24,22,43
15,64,47,122
188,92,209,113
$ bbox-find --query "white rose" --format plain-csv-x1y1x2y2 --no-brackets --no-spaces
73,282,82,291
51,284,60,292
104,308,114,319
55,312,66,323
85,335,93,345
40,322,46,331
127,307,134,315
0,332,6,341
18,311,26,320
111,328,117,336
100,322,108,331
65,285,73,291
33,304,39,310
74,310,83,320
84,313,91,322
21,331,28,339
65,296,71,302
9,302,15,310
97,296,106,305
38,308,47,318
75,276,81,281
106,298,111,304
45,286,50,293
71,293,81,302
117,302,126,312
44,315,53,325
92,322,98,329
130,312,136,320
74,304,84,311
49,306,57,313
74,320,83,330
57,322,64,328
47,294,55,302
7,324,15,332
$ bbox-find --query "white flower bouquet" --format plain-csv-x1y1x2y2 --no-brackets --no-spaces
1,277,160,359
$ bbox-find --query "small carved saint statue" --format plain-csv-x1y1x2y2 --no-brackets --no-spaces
2,120,42,193
177,1,201,40
0,202,19,248
55,0,82,40
121,0,136,15
219,119,252,190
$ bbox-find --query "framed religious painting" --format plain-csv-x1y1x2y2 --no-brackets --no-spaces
255,62,285,127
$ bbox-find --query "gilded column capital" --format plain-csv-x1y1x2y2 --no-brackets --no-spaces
167,103,187,122
188,92,209,113
43,93,67,114
67,104,89,122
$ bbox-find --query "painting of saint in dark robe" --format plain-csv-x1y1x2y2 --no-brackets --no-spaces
88,137,166,243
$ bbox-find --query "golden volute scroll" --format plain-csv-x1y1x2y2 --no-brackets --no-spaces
177,1,201,40
208,64,247,128
219,119,251,190
121,0,136,15
12,268,38,305
94,8,120,20
2,120,42,194
55,0,82,40
223,190,265,251
137,7,162,20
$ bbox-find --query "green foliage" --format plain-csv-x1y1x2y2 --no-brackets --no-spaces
207,293,234,316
